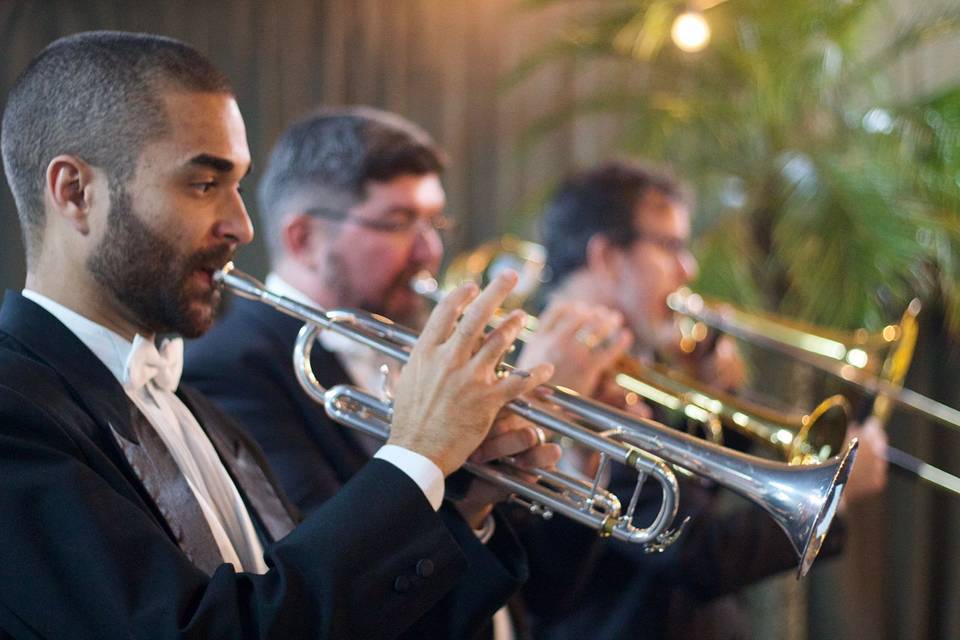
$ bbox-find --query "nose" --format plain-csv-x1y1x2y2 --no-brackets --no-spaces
214,192,255,246
411,222,443,266
678,250,698,283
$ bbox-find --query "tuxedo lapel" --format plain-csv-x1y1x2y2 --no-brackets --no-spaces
0,291,224,573
179,385,297,543
110,404,223,574
237,297,375,474
307,337,383,462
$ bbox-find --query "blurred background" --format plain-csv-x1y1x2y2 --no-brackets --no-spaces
2,1,959,638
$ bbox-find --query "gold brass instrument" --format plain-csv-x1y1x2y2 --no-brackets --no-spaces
667,288,960,494
215,263,857,576
424,236,960,495
666,288,960,430
610,348,850,466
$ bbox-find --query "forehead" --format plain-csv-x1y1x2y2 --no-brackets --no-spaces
361,173,446,212
632,189,690,234
140,91,251,172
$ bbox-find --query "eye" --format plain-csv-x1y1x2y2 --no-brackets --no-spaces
192,181,217,195
383,213,414,229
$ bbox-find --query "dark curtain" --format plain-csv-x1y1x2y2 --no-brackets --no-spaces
1,0,613,288
1,2,958,639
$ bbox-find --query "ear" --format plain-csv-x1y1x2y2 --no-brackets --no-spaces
281,213,322,266
45,155,97,235
584,233,623,284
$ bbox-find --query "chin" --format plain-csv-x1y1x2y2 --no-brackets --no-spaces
178,315,214,339
175,296,219,338
389,302,429,328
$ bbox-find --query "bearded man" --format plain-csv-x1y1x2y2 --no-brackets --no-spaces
0,32,554,639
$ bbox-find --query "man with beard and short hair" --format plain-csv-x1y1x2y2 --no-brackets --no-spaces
184,107,541,639
0,31,558,639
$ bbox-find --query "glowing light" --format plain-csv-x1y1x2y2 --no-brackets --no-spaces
671,11,711,53
846,348,869,369
774,429,794,445
691,322,709,341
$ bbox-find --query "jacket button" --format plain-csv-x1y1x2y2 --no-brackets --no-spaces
394,575,412,594
416,559,435,578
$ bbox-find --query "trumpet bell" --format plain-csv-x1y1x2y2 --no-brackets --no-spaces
785,439,857,577
536,386,859,577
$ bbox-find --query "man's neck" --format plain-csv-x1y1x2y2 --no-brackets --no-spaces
550,271,611,308
272,261,339,310
25,270,143,342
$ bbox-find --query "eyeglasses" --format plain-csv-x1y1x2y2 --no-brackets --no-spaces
307,206,455,236
628,230,691,256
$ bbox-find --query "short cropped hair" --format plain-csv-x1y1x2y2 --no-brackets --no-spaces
257,106,447,263
541,159,688,286
1,31,232,266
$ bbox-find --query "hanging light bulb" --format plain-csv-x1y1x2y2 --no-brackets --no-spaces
671,10,711,52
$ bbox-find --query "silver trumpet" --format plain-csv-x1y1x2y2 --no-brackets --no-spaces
215,263,858,576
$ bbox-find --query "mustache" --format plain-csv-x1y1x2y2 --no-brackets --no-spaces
186,244,235,273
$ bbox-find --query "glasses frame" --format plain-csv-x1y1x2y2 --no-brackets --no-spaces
306,206,455,236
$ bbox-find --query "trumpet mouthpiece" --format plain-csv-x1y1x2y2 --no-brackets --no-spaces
213,263,269,301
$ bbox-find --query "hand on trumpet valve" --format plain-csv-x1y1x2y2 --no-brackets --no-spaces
517,300,632,397
455,412,563,528
388,270,554,477
840,416,889,507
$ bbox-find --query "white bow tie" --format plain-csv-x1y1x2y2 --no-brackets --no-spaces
123,334,184,392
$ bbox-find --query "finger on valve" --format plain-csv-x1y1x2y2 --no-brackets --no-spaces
389,272,550,477
456,413,563,528
518,300,630,396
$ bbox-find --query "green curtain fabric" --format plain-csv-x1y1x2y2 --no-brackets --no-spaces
1,2,958,639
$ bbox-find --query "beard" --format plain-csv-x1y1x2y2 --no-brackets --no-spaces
323,248,431,329
86,187,234,338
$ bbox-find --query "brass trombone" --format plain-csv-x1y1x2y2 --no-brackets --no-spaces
667,288,960,494
216,263,857,577
666,288,960,430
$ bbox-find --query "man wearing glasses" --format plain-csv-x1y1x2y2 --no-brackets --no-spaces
184,107,557,639
513,159,888,640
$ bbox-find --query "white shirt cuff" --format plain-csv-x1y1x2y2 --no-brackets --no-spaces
374,444,445,511
473,514,496,544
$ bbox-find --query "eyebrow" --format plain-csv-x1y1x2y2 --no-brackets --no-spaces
380,206,418,216
188,153,253,177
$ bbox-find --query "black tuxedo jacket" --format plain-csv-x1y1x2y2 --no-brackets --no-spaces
0,291,477,639
184,295,527,640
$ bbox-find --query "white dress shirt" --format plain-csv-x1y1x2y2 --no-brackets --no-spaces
22,289,268,574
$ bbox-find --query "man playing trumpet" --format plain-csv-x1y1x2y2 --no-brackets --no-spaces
0,33,554,639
